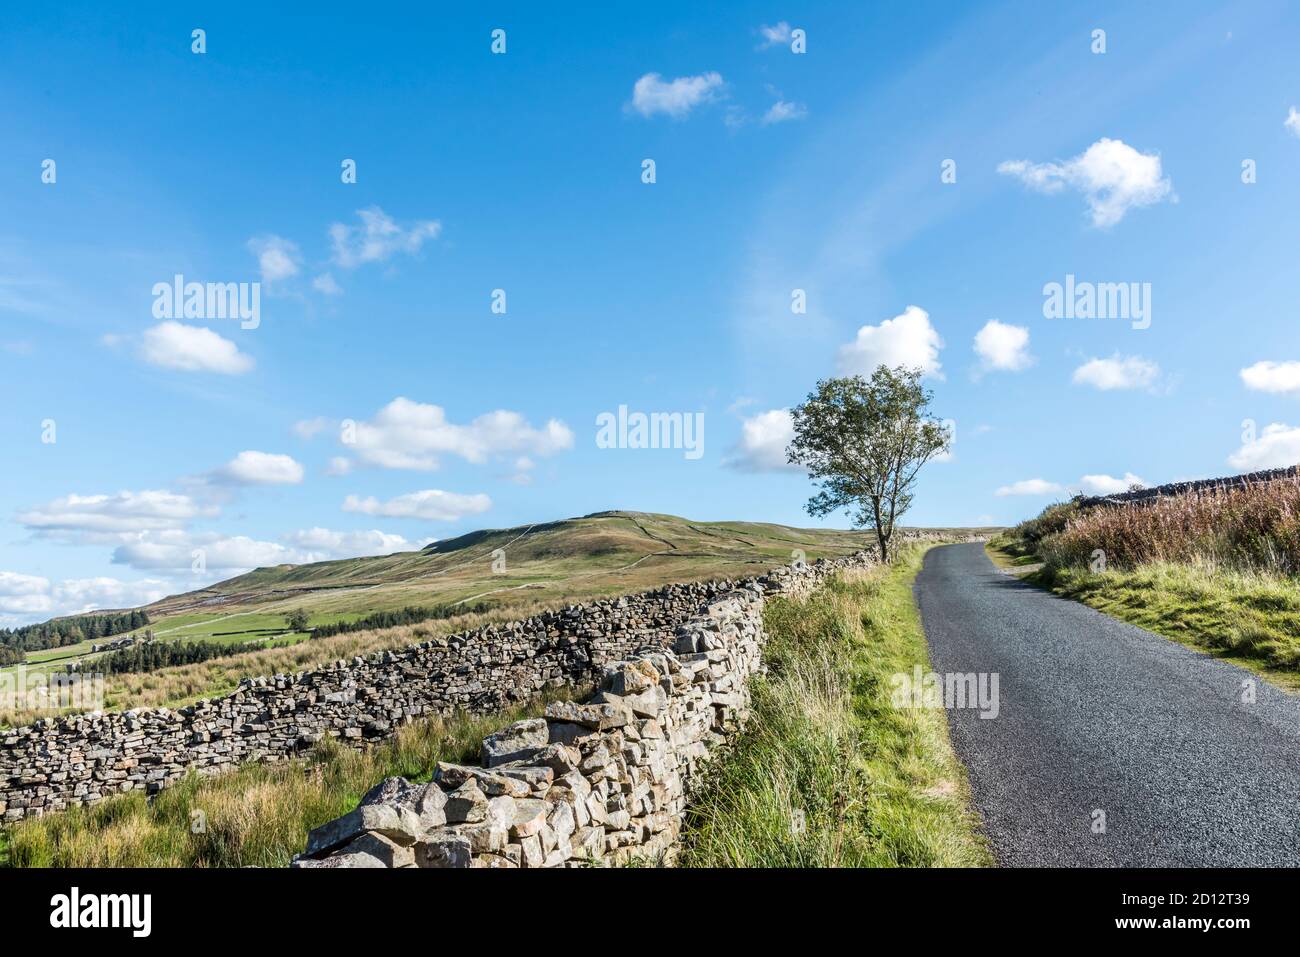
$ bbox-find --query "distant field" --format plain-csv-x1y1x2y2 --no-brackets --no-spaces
0,513,995,726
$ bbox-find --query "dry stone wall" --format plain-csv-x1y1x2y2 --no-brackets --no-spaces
1079,465,1300,507
293,550,877,868
0,551,872,823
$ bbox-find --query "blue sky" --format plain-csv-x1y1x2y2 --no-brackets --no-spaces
3,0,1300,623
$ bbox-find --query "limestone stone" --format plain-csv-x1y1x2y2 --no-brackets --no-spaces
507,798,549,839
544,700,630,731
600,659,660,696
291,850,387,868
517,832,543,868
304,803,421,856
481,718,549,767
443,779,488,824
341,831,416,868
435,762,531,798
415,829,474,868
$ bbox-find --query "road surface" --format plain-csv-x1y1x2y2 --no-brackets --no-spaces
915,541,1300,866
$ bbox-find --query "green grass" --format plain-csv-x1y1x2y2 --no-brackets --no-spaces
678,544,992,868
987,538,1300,693
1033,560,1300,691
0,687,582,868
983,535,1041,569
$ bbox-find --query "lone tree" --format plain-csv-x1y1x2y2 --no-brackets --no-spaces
285,609,310,633
788,366,950,562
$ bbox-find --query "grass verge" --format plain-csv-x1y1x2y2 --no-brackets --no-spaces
0,689,580,868
678,544,991,867
987,538,1300,693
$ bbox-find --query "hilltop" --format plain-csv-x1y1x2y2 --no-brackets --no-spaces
145,511,875,623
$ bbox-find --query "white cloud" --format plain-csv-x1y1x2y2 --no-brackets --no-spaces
757,22,792,49
0,572,171,626
973,320,1032,371
341,397,574,471
1240,360,1300,395
114,532,296,573
1078,472,1147,495
54,577,172,613
140,321,254,375
329,207,442,269
725,409,801,473
17,490,207,539
343,490,492,522
995,478,1064,497
762,100,807,125
312,273,342,296
837,305,944,378
281,527,431,558
247,235,302,284
1286,107,1300,137
1072,354,1160,391
1021,472,1157,497
112,526,428,575
0,571,54,616
212,451,305,486
326,456,354,477
629,72,724,119
293,417,329,439
508,456,536,486
1228,423,1300,471
998,138,1174,227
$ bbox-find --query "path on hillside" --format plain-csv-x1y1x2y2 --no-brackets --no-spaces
915,541,1300,866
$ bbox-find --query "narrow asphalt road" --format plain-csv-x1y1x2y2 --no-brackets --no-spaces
915,542,1300,867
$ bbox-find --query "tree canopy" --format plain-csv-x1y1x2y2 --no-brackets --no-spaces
788,366,949,561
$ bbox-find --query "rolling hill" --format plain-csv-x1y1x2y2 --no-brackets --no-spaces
145,510,875,624
1,512,994,724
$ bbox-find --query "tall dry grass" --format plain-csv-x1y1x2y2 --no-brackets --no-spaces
1039,479,1300,575
678,547,990,868
1000,481,1300,674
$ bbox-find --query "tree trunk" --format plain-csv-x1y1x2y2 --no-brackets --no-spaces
870,497,890,562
